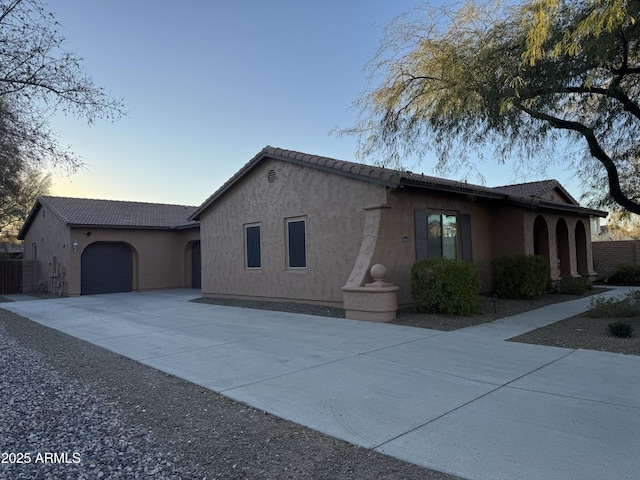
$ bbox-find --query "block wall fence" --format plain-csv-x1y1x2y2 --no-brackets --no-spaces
591,240,640,278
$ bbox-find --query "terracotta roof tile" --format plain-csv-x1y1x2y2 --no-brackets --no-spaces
491,180,559,198
38,196,199,229
190,145,606,220
491,179,581,206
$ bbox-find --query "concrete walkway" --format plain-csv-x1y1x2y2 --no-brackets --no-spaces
2,288,639,480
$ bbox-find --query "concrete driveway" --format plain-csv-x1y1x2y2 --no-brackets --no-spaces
3,289,639,480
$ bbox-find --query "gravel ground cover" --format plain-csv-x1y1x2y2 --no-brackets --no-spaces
0,308,457,480
509,313,640,355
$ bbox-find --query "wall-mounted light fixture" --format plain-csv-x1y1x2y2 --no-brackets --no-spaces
72,240,79,252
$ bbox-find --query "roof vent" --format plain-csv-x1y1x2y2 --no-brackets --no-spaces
267,169,277,183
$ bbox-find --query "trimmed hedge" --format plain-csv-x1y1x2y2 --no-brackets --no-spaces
557,276,591,295
492,254,548,299
411,257,480,316
607,264,640,286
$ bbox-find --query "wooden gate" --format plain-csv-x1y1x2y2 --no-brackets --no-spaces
0,260,22,294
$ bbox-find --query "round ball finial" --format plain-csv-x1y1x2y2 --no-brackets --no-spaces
370,264,387,282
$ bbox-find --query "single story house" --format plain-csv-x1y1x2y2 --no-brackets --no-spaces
190,146,607,310
18,196,200,296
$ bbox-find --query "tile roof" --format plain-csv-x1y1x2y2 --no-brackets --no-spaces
491,180,560,198
191,146,607,219
19,196,199,239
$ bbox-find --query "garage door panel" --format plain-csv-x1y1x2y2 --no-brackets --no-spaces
81,243,133,295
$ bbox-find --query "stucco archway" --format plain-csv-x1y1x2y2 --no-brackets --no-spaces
533,215,550,262
191,241,201,289
182,240,201,289
575,220,589,276
556,219,571,278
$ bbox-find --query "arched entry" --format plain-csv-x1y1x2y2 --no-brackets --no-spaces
81,242,133,295
191,241,201,289
533,215,550,261
575,220,589,276
556,219,571,278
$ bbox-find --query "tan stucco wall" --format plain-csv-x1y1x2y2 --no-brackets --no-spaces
327,187,598,305
372,189,496,304
67,227,200,296
199,160,600,308
491,205,527,257
21,204,72,293
21,203,199,295
198,159,387,306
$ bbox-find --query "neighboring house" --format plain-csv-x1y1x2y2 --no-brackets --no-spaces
19,196,200,296
190,146,607,308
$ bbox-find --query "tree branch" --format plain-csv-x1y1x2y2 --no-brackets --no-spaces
517,102,640,214
519,83,640,121
0,0,23,24
608,83,640,119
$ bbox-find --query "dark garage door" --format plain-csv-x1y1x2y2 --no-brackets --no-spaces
81,243,133,295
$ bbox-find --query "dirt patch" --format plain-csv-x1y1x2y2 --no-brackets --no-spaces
0,292,59,302
389,287,640,357
391,289,608,331
510,314,640,355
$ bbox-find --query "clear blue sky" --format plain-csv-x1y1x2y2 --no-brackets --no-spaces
48,0,584,207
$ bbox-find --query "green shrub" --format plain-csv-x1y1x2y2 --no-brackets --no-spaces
626,289,640,303
492,255,548,299
607,321,634,338
607,264,640,286
586,296,639,318
411,258,480,316
557,276,591,295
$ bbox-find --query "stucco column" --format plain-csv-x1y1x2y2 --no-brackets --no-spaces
343,204,391,288
547,218,561,281
567,219,578,277
585,220,598,278
343,264,399,322
342,204,399,322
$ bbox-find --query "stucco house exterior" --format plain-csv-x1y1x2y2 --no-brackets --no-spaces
190,146,606,315
19,196,200,296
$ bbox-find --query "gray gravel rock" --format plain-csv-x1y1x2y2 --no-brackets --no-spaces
0,309,457,480
0,321,211,480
